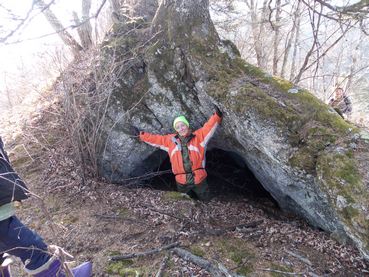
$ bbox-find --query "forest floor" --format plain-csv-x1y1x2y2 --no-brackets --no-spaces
2,95,369,277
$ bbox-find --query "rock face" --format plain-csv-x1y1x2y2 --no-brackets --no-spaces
97,0,369,260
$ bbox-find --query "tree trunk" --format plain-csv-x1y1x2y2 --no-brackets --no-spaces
72,0,93,49
249,0,269,69
281,1,301,79
294,5,323,84
35,0,83,56
345,33,363,93
289,3,301,81
81,0,93,48
272,0,282,75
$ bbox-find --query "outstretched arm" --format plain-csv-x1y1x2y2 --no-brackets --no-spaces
195,106,223,147
139,131,171,152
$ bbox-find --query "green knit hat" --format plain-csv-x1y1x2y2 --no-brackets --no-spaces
173,115,189,129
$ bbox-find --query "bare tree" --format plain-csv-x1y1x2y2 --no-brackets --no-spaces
271,0,282,75
293,3,323,84
345,33,365,93
0,2,36,43
311,0,369,19
289,5,304,82
73,0,93,49
35,0,83,56
247,0,270,69
280,1,301,79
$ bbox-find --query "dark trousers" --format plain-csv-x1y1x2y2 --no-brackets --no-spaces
0,216,50,270
176,179,209,201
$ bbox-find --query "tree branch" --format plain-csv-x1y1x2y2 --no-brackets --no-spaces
314,0,369,15
0,1,38,43
110,242,180,261
172,247,242,277
3,0,108,46
155,254,170,277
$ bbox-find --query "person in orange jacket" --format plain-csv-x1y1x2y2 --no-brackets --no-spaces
131,106,223,200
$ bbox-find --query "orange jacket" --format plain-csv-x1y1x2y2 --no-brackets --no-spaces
139,113,222,185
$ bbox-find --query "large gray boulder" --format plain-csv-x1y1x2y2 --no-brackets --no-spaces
96,0,369,260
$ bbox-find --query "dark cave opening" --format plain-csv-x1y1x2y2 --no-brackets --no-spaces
146,148,278,207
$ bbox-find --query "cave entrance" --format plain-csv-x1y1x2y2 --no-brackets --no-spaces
147,148,277,206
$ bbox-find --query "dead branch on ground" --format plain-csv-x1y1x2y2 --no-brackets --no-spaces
93,213,150,226
200,220,264,236
172,247,242,277
110,242,179,261
155,254,170,277
285,249,313,267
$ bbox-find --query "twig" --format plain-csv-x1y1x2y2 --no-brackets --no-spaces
172,247,241,277
49,245,74,277
308,271,322,277
285,249,313,267
155,254,170,277
0,0,38,43
49,183,76,192
120,169,172,183
110,242,179,261
259,268,305,275
93,213,150,226
205,220,264,236
20,144,35,161
142,205,195,225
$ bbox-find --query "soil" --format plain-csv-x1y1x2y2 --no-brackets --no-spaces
2,98,369,277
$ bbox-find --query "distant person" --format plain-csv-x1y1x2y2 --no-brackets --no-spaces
130,106,223,200
0,137,92,277
328,87,352,119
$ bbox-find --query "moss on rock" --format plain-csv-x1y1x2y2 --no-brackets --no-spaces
317,151,362,199
317,150,369,248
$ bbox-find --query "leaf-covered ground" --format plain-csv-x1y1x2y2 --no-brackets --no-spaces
2,96,369,276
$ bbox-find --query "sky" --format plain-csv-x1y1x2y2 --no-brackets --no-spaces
0,0,108,105
0,0,93,84
0,4,52,96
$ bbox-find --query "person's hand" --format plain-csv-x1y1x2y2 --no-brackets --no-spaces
129,125,140,137
214,104,223,117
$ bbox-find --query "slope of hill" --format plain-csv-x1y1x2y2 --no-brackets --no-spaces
2,90,368,276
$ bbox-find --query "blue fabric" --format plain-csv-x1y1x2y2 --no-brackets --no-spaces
34,260,93,277
0,137,29,206
0,216,50,270
0,265,11,277
34,259,61,277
